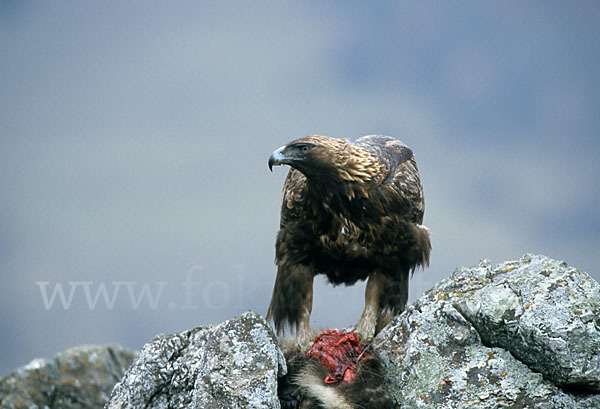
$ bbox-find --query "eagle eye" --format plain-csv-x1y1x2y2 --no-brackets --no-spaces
298,144,311,153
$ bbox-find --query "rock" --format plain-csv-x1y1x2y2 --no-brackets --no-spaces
454,254,600,391
0,344,137,409
3,255,598,409
373,254,600,408
105,310,286,409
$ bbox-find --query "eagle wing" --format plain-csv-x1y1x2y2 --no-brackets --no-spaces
279,168,307,229
356,135,425,224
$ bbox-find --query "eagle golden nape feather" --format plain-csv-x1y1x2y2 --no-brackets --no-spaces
278,333,395,409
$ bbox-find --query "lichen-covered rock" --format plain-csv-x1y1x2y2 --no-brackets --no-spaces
454,254,600,391
3,255,597,409
0,344,137,409
373,254,600,408
105,310,286,409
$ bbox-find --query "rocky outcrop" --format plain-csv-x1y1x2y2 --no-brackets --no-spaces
2,254,599,408
454,255,600,391
106,310,286,409
373,254,600,408
0,344,137,409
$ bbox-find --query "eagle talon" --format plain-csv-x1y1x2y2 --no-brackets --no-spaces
355,324,375,345
295,325,316,352
301,340,314,353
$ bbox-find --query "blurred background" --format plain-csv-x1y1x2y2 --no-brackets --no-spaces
1,1,599,375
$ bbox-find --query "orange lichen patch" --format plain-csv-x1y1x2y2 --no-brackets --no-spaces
306,329,369,385
416,393,430,402
439,379,453,388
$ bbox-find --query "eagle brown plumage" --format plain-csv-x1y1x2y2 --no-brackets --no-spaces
267,134,431,345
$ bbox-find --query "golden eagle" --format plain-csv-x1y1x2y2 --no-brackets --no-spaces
267,134,430,344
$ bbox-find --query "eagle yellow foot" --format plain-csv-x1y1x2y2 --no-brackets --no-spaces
296,327,316,352
355,318,376,344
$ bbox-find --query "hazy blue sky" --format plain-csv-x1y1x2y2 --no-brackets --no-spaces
1,1,599,374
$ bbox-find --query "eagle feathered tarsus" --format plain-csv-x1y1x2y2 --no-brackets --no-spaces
267,134,431,345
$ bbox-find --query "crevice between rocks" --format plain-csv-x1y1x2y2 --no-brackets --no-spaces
107,345,127,382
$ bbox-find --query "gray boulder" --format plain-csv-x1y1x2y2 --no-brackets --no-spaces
105,310,286,409
0,344,137,409
373,254,600,408
454,254,600,391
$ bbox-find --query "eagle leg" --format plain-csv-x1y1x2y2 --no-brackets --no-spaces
377,271,409,334
356,271,409,343
356,272,384,344
267,263,315,347
295,303,313,349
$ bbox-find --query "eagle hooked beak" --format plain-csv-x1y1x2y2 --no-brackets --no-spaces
268,146,287,171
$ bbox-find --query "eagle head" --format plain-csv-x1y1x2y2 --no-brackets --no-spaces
268,135,367,181
269,135,382,186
